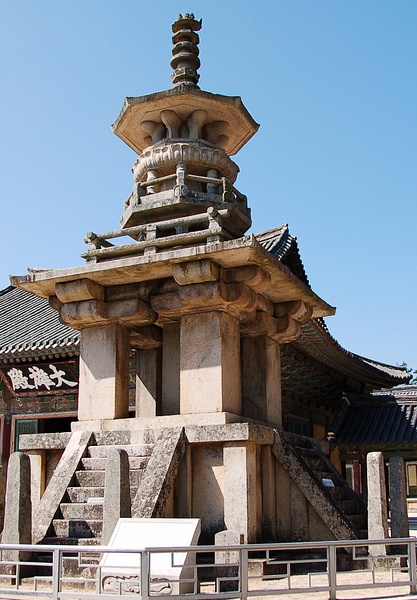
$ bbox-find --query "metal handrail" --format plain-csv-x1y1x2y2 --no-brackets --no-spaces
0,537,415,600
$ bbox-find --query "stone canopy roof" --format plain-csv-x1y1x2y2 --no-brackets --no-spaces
333,385,417,446
2,224,409,390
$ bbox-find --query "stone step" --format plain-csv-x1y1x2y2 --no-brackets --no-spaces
295,447,317,459
81,456,148,470
67,487,104,503
67,486,137,504
62,556,99,578
348,514,367,531
337,499,357,515
74,469,143,488
52,519,103,539
60,503,103,520
286,433,313,449
303,457,327,471
326,486,346,501
94,430,155,446
88,443,154,459
43,536,100,546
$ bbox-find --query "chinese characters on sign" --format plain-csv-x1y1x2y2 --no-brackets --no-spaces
4,363,78,393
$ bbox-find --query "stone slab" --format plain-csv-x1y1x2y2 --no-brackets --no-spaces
19,432,72,451
186,422,275,445
72,419,274,446
100,517,201,594
71,412,244,432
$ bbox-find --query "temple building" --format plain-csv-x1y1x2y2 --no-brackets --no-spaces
0,14,411,548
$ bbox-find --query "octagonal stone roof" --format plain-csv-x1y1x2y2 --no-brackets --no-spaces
112,84,259,156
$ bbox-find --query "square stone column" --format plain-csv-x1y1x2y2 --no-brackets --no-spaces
180,311,241,415
78,323,130,421
241,335,282,426
223,442,257,543
367,451,389,556
162,322,180,415
135,348,162,418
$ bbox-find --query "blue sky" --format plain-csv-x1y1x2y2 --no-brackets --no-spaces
0,1,416,370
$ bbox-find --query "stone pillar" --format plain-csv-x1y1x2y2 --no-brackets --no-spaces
2,452,32,560
389,456,409,541
367,452,389,556
223,442,257,543
78,323,130,421
275,461,291,540
136,348,162,418
206,168,218,194
265,338,282,426
261,445,277,541
161,322,180,415
27,451,46,518
214,529,243,592
102,448,131,544
241,335,281,426
180,311,241,415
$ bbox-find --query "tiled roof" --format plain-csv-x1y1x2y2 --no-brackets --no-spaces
334,385,417,445
255,224,408,386
293,318,409,388
256,225,310,287
0,286,79,360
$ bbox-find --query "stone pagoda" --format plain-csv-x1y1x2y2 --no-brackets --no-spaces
7,14,367,548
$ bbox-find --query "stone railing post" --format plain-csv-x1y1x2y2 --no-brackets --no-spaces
102,448,131,544
2,452,32,561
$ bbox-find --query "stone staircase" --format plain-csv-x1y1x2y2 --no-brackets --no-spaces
273,429,367,540
288,432,367,537
38,426,186,548
43,436,154,546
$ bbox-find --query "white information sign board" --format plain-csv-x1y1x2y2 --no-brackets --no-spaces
100,518,201,595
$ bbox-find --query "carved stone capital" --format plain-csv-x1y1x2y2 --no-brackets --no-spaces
105,298,156,326
275,316,301,343
130,325,162,349
223,265,271,293
241,311,301,343
274,299,313,324
151,280,257,321
60,299,107,328
55,278,104,303
59,297,156,329
240,312,277,338
173,259,219,285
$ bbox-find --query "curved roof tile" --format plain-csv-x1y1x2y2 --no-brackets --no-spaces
0,286,79,359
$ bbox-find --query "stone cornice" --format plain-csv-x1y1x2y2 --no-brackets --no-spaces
11,235,335,319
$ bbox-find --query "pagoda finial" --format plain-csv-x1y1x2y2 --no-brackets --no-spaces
170,13,202,88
